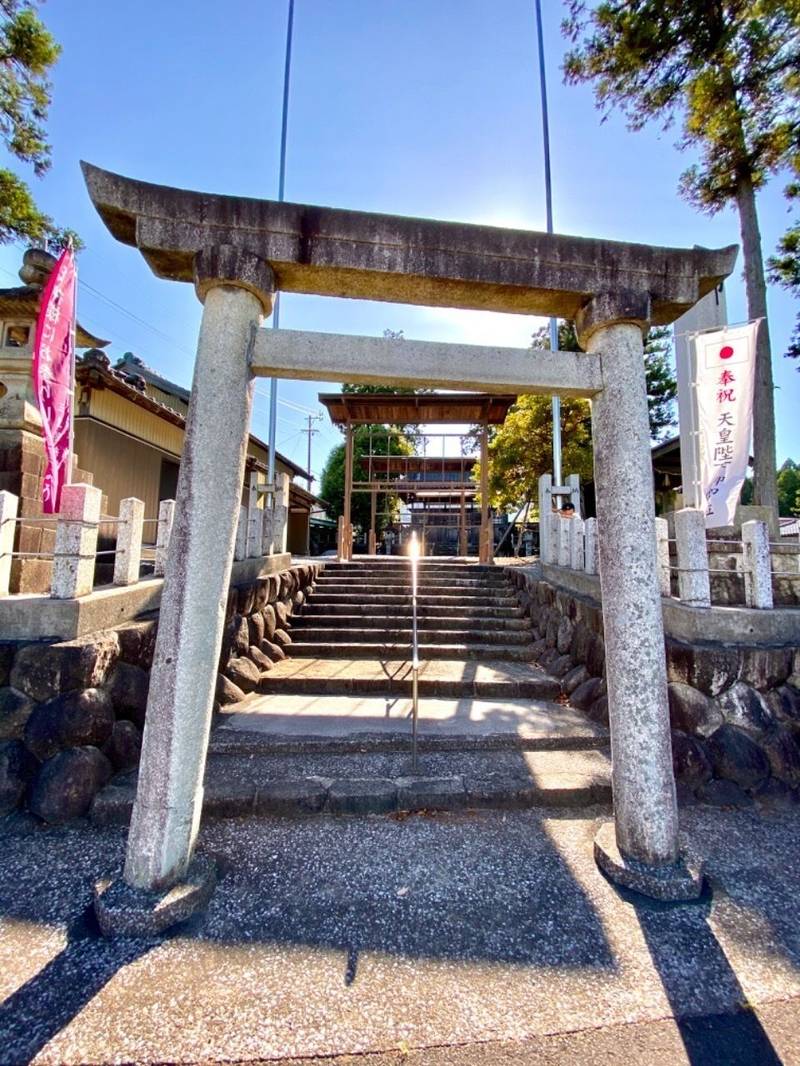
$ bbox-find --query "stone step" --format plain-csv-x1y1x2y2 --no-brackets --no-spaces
292,613,531,631
308,592,520,608
312,581,513,597
323,562,500,574
287,641,536,661
256,657,561,700
291,622,531,641
213,694,608,754
299,602,527,620
314,577,512,591
91,747,612,826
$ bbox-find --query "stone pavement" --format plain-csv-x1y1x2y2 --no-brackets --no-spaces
1,804,799,1064
218,692,606,745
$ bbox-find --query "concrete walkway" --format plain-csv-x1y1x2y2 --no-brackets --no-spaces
220,693,606,746
1,805,799,1063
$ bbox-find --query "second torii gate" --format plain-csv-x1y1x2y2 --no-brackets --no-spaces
80,162,737,929
318,391,517,561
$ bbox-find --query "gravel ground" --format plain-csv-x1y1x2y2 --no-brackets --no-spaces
0,805,798,1064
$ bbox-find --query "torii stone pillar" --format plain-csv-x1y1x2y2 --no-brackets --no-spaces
95,247,274,932
577,295,701,899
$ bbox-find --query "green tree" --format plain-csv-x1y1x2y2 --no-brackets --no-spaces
480,320,677,511
769,180,800,365
777,458,800,516
562,1,800,516
319,424,414,533
483,394,594,511
739,458,799,514
0,1,73,247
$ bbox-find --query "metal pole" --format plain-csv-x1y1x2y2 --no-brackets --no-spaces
409,529,420,772
533,0,561,487
267,0,295,492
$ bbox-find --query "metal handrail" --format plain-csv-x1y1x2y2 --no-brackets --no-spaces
409,529,420,772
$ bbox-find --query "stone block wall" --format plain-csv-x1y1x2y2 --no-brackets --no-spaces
508,566,800,807
0,561,321,823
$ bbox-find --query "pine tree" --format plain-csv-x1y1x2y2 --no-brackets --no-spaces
562,0,800,515
0,1,73,246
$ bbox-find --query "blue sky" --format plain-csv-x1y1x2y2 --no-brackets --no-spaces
1,0,798,483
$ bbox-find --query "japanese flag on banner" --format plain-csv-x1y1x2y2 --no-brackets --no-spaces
32,247,77,513
694,321,759,528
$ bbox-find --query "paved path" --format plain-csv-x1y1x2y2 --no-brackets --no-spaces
221,693,606,745
1,805,799,1063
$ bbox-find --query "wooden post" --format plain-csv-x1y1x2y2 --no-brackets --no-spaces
459,487,467,557
479,421,490,563
114,497,145,586
369,489,377,555
343,421,353,561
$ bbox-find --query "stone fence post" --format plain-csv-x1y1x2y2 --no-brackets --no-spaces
235,505,248,561
742,519,773,609
569,516,585,570
674,508,710,607
273,472,290,555
0,490,19,596
546,512,558,565
154,499,175,577
51,483,102,598
558,515,570,567
584,518,597,575
538,474,552,562
246,471,262,558
654,517,671,597
114,497,145,586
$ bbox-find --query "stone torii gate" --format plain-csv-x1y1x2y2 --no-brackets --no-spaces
81,163,736,928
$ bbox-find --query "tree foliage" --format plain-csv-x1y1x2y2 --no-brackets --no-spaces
562,0,800,511
480,321,677,510
768,180,800,365
0,1,74,247
319,424,414,533
777,458,800,515
742,458,800,515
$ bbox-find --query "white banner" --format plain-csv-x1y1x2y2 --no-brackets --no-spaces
693,322,759,528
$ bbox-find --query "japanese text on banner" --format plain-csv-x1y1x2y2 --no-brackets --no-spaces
693,322,758,528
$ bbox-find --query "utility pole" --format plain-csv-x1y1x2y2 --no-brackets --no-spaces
533,0,562,488
267,0,295,494
302,412,322,491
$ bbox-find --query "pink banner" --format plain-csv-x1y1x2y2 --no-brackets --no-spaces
32,247,76,513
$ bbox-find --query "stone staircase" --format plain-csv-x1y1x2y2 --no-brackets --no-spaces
91,559,613,827
287,559,536,661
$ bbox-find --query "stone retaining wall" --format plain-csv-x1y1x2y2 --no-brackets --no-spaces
0,562,321,823
508,565,800,807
